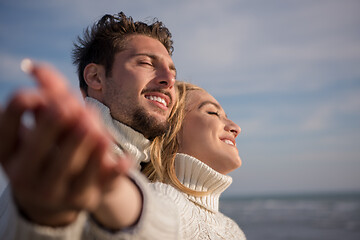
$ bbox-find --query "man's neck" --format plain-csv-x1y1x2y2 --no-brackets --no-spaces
84,97,151,168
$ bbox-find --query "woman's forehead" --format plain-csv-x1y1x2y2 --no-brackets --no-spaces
186,90,221,110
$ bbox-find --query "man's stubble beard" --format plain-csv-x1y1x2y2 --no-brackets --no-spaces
131,108,169,140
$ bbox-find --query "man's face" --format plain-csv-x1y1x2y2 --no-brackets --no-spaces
102,35,176,139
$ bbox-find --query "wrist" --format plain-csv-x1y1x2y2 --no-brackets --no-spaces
18,204,79,227
91,176,142,230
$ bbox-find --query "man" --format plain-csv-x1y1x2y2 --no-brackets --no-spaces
0,12,179,239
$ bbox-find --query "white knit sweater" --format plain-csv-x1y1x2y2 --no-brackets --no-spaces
150,153,246,240
0,98,246,240
89,154,247,240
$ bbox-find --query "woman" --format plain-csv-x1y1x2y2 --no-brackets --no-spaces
142,81,246,239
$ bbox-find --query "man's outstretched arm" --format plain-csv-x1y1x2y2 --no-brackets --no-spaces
0,60,142,239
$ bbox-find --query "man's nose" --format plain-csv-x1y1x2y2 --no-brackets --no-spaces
155,68,175,88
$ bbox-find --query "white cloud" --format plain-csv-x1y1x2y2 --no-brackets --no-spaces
301,89,360,132
301,107,333,132
167,0,360,96
220,86,360,143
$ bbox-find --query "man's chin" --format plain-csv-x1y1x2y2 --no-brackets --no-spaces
131,109,169,139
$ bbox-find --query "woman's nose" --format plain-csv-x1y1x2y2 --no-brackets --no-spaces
224,119,241,138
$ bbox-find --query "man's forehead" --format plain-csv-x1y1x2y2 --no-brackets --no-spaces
121,36,176,73
124,35,172,58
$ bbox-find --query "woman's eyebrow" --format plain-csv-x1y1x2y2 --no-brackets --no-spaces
198,101,228,118
198,101,221,110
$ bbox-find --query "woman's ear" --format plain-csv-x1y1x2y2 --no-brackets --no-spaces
83,63,105,91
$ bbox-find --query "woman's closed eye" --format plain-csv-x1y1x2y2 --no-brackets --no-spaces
207,111,220,117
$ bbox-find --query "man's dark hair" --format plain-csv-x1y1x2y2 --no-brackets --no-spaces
72,12,174,95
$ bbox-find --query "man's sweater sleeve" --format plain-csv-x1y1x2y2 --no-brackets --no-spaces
0,171,180,240
86,170,180,240
0,185,87,240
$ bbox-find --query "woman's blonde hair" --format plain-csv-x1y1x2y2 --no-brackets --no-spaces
141,81,208,196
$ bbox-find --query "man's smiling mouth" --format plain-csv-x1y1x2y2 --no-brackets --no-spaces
145,95,168,108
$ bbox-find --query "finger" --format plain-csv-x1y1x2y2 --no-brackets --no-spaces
21,59,69,96
103,153,132,179
0,91,45,166
9,102,87,205
66,145,104,211
19,77,89,173
37,123,88,197
22,59,85,123
38,108,110,195
115,153,132,174
40,115,98,190
13,103,75,180
22,59,83,114
94,150,132,197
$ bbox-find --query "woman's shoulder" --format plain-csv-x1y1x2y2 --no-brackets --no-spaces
215,212,247,239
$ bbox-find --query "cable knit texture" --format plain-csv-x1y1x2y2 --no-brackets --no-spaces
0,98,246,240
175,153,232,212
151,153,246,240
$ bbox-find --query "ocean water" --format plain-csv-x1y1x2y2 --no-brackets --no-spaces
220,193,360,240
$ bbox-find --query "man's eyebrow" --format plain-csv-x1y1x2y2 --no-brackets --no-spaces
133,53,157,59
133,53,177,77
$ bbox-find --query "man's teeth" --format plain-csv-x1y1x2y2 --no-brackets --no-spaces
146,96,167,107
223,139,235,146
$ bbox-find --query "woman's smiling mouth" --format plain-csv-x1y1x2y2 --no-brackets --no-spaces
220,138,236,146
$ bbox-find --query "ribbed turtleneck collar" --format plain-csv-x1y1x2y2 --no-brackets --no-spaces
174,153,233,213
85,97,151,168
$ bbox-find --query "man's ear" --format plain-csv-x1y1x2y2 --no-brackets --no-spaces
83,63,105,91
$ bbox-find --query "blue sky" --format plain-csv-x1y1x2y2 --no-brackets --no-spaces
0,0,359,196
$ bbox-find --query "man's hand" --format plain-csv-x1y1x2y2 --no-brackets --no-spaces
0,60,131,226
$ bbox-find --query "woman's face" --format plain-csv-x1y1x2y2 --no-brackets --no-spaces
177,90,242,174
